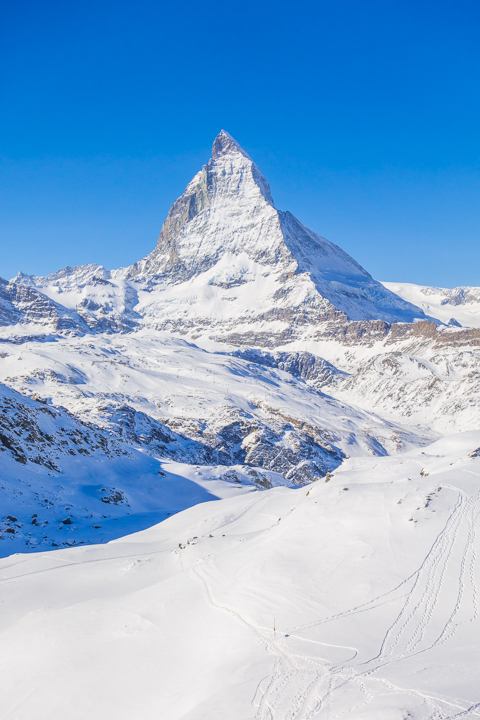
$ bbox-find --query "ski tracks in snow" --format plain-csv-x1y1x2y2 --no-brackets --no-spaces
366,486,480,666
195,483,480,719
193,562,327,720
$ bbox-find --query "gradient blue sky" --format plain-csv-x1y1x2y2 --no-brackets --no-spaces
1,0,479,286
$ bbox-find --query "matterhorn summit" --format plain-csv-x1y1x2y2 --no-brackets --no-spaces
128,129,283,281
6,130,432,342
123,130,427,335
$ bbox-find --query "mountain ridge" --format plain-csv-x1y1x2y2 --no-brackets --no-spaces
7,130,433,338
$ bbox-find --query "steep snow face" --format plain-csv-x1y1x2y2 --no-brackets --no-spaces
123,129,427,324
277,211,426,322
2,431,480,719
383,281,480,328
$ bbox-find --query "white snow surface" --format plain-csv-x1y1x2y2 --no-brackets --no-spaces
382,281,480,328
0,331,430,458
2,431,480,719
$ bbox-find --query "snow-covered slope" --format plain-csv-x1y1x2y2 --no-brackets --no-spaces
382,281,480,328
0,333,430,491
328,345,480,435
2,431,480,719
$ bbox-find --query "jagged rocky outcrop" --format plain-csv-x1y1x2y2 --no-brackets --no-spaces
0,382,125,469
0,373,346,485
79,401,344,484
230,348,346,389
10,265,140,335
0,276,85,333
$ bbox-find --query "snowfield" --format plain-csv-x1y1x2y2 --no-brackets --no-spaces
382,281,480,329
2,432,480,719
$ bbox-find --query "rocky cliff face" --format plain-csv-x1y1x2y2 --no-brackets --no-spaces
0,276,85,334
123,130,428,327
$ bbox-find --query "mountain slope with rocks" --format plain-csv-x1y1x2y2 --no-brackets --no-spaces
0,380,295,555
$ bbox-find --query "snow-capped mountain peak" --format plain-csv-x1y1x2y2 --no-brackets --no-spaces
121,130,428,328
8,131,434,339
212,128,252,160
128,130,279,281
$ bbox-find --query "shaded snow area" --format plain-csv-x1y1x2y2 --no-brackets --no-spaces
0,381,291,557
2,432,480,719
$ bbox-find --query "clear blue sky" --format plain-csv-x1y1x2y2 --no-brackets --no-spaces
1,0,479,287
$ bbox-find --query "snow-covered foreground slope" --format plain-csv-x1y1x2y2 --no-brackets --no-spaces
2,431,480,719
382,281,480,329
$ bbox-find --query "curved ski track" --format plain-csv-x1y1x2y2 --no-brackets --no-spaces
194,484,480,719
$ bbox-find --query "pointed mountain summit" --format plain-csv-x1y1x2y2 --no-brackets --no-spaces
125,131,426,331
212,129,253,160
11,131,433,344
129,129,279,281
